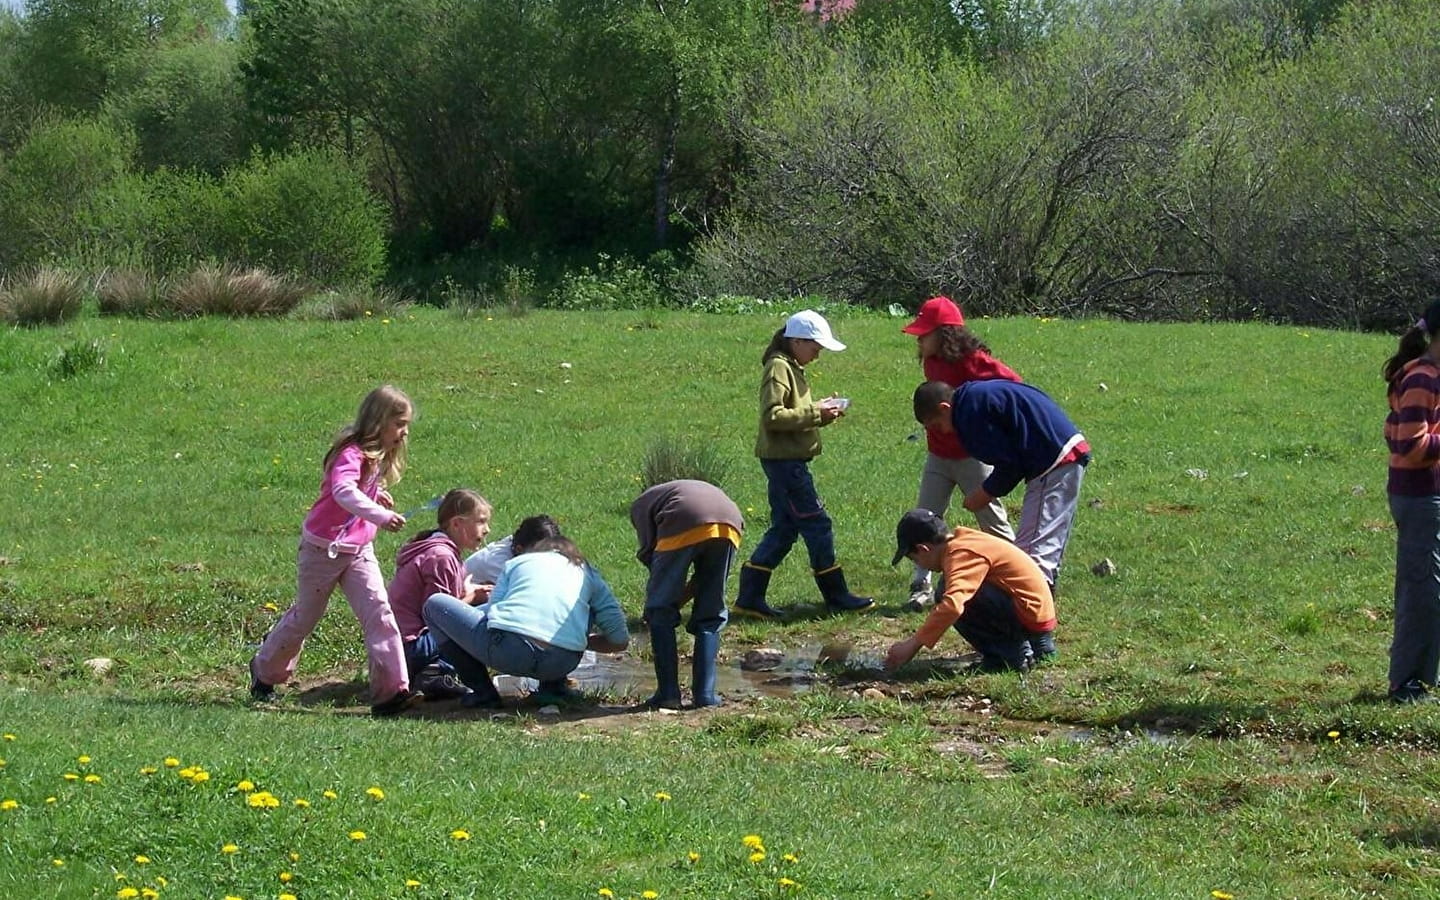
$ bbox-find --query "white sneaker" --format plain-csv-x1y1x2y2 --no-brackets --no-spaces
905,586,933,612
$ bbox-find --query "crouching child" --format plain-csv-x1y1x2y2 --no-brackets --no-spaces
883,509,1056,674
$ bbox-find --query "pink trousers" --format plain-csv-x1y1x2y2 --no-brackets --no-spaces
253,540,409,702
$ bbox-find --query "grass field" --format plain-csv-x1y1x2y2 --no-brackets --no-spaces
2,308,1435,898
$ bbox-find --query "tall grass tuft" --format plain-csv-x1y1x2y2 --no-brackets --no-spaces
639,436,732,491
47,337,106,380
0,268,86,327
295,286,409,321
97,269,163,318
164,265,307,318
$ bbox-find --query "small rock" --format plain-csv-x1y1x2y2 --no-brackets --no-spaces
0,556,11,566
861,688,886,701
1087,498,1105,510
1097,382,1108,392
1091,558,1117,577
171,562,205,573
537,705,560,716
1350,485,1366,496
83,657,115,677
1185,468,1208,480
741,648,785,672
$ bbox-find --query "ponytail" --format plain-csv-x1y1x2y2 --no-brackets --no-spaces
1384,299,1440,384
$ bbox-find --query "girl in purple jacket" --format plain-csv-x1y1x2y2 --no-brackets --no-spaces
249,385,417,717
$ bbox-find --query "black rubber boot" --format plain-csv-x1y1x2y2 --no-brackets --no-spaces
645,626,682,709
814,566,874,612
691,630,723,708
733,563,783,621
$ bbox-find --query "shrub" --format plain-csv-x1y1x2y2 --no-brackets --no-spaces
550,254,670,310
639,436,732,491
96,268,162,317
163,265,307,318
295,286,409,321
47,337,105,380
220,150,389,286
0,268,86,326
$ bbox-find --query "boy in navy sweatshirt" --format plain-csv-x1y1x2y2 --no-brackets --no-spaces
912,380,1090,588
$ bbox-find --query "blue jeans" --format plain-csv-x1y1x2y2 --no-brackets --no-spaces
1389,494,1440,691
646,538,733,634
403,632,457,680
953,583,1055,670
422,594,582,692
749,458,835,572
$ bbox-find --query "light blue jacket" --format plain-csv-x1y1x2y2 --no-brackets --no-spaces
483,551,629,653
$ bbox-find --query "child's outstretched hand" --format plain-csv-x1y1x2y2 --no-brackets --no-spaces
383,511,406,532
376,490,394,509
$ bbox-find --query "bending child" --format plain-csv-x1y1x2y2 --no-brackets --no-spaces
912,379,1090,589
631,479,744,709
883,509,1056,673
423,535,630,709
735,309,873,620
249,384,416,717
386,489,492,702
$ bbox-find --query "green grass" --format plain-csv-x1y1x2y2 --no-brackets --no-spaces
0,309,1432,896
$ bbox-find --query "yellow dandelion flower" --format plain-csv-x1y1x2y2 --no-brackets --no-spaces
0,799,17,810
779,877,800,888
348,830,367,841
1327,730,1340,740
1211,893,1234,900
44,797,55,804
366,786,385,800
117,889,139,899
52,859,63,867
237,780,255,792
163,757,179,767
263,602,279,612
577,792,591,801
323,790,338,800
405,879,422,888
63,773,79,781
78,755,91,764
279,871,293,882
742,835,765,850
134,855,150,864
783,852,799,863
139,766,157,775
221,843,239,854
178,767,197,780
687,851,700,863
451,829,471,841
156,876,168,887
643,892,659,899
654,791,671,802
0,758,5,767
597,890,614,899
2,734,13,741
223,896,243,900
280,895,297,900
293,798,311,808
114,873,127,882
289,853,299,863
749,851,767,863
84,774,102,784
191,771,210,783
141,888,159,899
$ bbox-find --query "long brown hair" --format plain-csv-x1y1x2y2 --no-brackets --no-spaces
322,384,411,487
924,324,991,363
762,327,791,364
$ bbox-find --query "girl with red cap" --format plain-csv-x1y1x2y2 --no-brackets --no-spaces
900,296,1023,610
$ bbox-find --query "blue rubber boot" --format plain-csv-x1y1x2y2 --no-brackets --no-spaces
691,630,723,708
645,627,682,709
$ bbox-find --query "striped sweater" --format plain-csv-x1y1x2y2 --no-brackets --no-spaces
1387,357,1440,496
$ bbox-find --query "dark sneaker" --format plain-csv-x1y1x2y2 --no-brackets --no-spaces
461,690,503,710
643,692,683,711
532,679,582,704
1389,686,1440,704
248,658,274,701
905,584,933,613
416,672,472,701
370,688,420,718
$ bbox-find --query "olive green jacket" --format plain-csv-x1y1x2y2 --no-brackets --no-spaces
754,352,825,460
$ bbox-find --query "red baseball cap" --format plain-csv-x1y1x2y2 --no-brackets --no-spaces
901,296,965,335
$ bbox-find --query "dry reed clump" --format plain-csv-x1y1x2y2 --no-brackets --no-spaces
296,286,409,321
163,265,308,318
97,269,164,318
0,268,86,327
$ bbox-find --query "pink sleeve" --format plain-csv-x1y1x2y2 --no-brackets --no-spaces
327,445,393,526
420,554,466,598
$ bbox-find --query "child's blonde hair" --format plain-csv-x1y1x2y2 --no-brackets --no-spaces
323,384,411,487
437,489,490,529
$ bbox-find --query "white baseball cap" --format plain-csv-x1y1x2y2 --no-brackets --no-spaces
783,309,846,351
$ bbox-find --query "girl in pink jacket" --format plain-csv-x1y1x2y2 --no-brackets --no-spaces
249,385,416,717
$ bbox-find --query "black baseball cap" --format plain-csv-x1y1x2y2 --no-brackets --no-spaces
890,509,950,566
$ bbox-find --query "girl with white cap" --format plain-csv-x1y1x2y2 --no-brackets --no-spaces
734,309,874,619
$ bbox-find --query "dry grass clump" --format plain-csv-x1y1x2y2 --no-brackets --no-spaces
164,265,309,318
0,268,86,327
97,269,164,318
295,286,409,321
